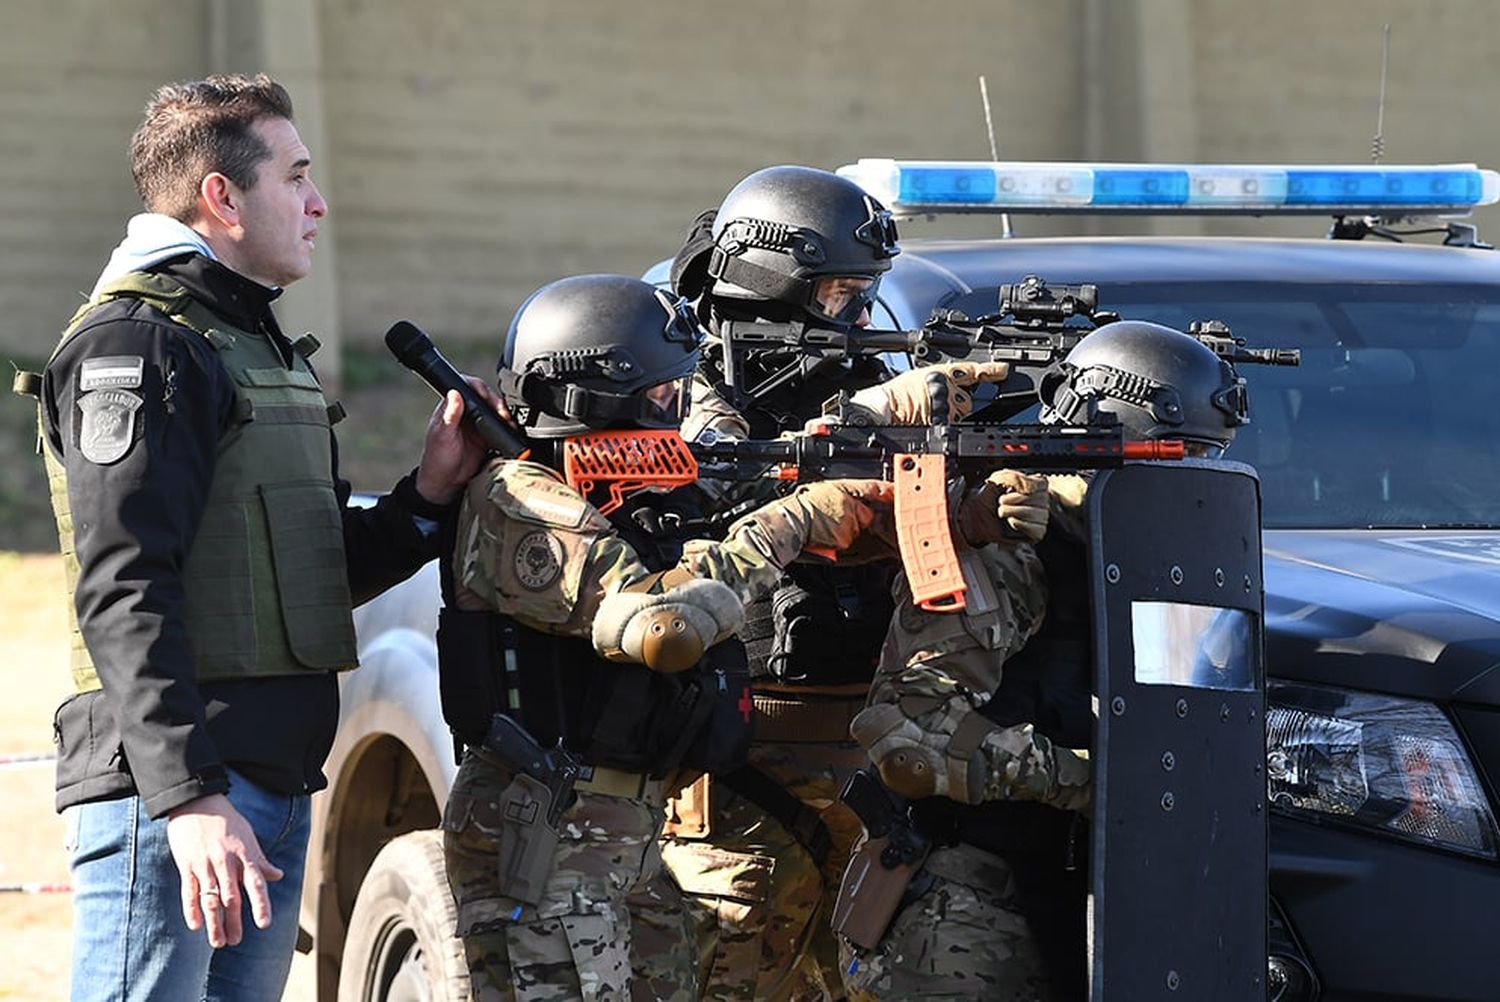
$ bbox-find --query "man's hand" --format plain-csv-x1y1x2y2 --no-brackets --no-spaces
845,361,1012,425
166,793,284,948
956,469,1050,546
415,377,512,505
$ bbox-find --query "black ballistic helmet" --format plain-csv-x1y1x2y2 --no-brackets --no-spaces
1039,320,1248,451
700,165,900,327
498,274,702,439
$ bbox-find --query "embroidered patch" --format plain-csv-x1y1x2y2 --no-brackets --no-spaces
77,388,143,465
78,355,144,391
514,531,565,591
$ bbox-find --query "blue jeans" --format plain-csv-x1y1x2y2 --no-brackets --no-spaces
65,768,311,1002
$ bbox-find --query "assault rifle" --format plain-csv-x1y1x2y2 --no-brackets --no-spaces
559,376,1185,614
690,405,1182,614
714,275,1114,418
711,275,1299,418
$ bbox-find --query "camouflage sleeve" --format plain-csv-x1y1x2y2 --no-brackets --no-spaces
851,543,1090,811
451,458,653,636
672,532,785,605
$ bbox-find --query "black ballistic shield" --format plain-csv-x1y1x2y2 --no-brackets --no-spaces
1087,461,1267,1001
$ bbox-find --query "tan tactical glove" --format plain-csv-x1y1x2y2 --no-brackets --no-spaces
842,361,1012,425
727,479,895,569
955,470,1050,546
592,576,744,673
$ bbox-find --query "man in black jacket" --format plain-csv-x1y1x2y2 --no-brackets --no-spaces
25,74,493,1002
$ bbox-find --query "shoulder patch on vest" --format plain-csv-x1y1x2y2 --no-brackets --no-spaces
79,356,144,391
514,530,566,591
77,388,143,464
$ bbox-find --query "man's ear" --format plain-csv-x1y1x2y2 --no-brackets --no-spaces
197,172,240,230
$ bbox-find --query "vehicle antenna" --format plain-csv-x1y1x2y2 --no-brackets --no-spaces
978,74,1014,237
1371,23,1390,163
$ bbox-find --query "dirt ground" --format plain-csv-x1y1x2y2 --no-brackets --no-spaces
0,553,320,1000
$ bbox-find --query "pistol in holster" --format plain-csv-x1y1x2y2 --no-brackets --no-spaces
483,713,584,905
831,767,932,951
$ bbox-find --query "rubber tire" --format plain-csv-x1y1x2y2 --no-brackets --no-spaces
336,829,470,1002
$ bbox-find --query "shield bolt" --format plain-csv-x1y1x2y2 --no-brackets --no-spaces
1105,563,1121,584
1161,751,1176,771
1170,565,1184,585
1215,567,1225,587
1220,703,1230,722
1161,792,1175,811
1111,696,1126,716
1175,698,1189,718
1244,573,1253,592
1166,970,1181,991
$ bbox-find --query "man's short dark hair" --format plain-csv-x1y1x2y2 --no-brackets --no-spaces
130,73,295,223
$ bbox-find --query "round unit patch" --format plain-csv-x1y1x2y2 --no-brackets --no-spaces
78,388,144,465
514,531,565,591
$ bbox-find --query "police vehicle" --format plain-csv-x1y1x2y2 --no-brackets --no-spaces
820,158,1500,1002
309,160,1500,1001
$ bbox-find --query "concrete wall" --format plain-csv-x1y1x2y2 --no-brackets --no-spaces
4,0,1498,375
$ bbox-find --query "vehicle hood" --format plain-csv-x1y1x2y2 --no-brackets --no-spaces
1263,529,1500,704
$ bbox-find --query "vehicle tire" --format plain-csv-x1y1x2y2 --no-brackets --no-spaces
336,829,470,1002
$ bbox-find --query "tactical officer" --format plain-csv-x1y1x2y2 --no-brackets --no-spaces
660,165,1014,1001
837,320,1249,1002
437,274,896,1002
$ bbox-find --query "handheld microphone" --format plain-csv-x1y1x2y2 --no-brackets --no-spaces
384,320,529,458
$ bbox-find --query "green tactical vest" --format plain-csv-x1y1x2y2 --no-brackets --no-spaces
31,272,359,692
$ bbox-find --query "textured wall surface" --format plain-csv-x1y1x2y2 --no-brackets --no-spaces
3,0,1498,361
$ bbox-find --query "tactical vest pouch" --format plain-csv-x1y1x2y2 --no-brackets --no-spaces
673,640,753,774
749,564,895,685
437,608,507,748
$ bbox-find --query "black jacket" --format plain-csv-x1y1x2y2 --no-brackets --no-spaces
42,253,452,818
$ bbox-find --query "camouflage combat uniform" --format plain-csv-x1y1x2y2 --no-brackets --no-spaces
839,476,1093,1002
660,371,897,1002
443,457,857,1002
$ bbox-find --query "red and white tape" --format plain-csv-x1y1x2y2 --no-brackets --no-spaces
0,882,71,894
0,751,55,769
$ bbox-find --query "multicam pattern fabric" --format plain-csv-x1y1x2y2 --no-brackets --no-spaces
448,457,895,1000
838,843,1053,1002
659,741,870,1002
854,503,1089,811
838,478,1098,1001
442,751,695,1002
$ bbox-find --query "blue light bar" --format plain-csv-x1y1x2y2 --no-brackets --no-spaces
835,159,1500,217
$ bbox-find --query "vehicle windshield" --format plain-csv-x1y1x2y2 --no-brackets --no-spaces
1100,282,1500,530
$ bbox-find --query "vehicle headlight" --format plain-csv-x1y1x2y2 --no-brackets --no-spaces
1266,682,1499,859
